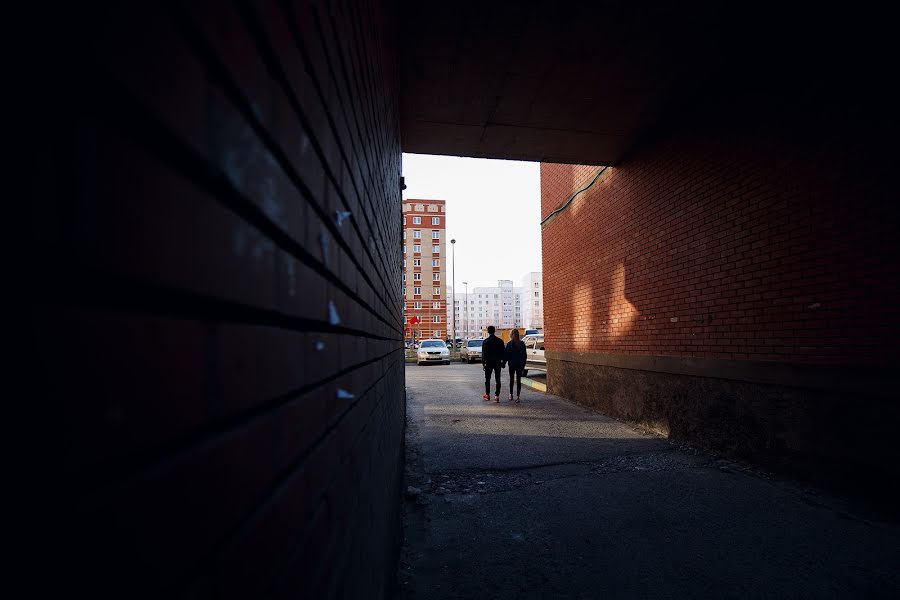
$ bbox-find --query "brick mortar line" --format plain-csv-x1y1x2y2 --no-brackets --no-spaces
40,267,400,342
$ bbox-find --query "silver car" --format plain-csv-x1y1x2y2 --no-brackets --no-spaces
523,334,545,376
416,339,450,365
460,338,484,363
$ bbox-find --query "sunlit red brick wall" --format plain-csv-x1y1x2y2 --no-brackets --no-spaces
541,129,899,366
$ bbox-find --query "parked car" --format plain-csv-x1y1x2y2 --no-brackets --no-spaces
416,339,450,365
522,334,545,376
460,338,484,363
524,329,540,336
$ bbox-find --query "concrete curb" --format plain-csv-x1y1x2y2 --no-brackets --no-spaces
521,377,546,392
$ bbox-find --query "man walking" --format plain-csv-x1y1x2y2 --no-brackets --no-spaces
481,325,505,402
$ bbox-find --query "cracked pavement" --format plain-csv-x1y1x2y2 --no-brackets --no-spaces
400,362,900,599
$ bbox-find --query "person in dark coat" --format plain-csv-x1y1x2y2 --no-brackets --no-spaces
481,325,505,402
504,329,527,403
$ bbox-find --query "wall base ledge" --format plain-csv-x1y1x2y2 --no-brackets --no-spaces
546,351,896,397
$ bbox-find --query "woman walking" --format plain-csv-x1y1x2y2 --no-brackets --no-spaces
504,329,527,403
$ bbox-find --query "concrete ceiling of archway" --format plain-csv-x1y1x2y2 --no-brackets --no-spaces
399,1,724,165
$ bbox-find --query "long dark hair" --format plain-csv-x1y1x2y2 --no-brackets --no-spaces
510,328,521,347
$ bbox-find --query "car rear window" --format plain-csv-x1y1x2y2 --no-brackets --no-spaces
421,341,445,348
467,340,483,347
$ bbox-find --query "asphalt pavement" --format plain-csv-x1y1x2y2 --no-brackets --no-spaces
400,362,900,599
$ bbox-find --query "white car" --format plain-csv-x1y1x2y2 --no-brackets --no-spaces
460,339,484,363
416,339,450,365
522,334,545,376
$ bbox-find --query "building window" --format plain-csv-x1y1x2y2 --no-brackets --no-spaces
414,301,421,309
432,231,440,239
433,330,441,337
414,287,421,295
403,247,406,254
413,258,421,266
413,217,421,224
433,301,440,309
414,273,421,280
413,230,421,239
433,287,441,296
432,245,440,253
402,273,406,281
433,273,440,281
433,316,441,323
413,245,421,253
403,259,406,268
432,217,440,225
432,259,440,267
535,282,539,287
403,231,406,239
535,292,539,297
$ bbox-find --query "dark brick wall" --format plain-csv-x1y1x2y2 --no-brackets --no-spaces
32,1,403,597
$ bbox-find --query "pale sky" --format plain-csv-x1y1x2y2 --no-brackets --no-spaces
401,154,542,290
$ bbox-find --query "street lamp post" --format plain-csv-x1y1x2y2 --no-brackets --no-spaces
499,279,507,329
450,238,456,353
462,281,468,340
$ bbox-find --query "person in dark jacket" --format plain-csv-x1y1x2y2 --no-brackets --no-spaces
481,325,505,402
504,329,527,403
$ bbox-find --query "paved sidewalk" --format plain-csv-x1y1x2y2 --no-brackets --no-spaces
400,362,900,599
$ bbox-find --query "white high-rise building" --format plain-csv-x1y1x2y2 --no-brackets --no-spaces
449,280,524,340
521,271,544,329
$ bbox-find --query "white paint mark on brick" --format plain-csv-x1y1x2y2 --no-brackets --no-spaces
670,317,678,323
328,301,341,325
335,210,352,226
808,303,821,309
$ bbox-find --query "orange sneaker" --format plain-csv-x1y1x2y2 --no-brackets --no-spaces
482,393,490,401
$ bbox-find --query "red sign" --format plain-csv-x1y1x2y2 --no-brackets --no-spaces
409,316,420,324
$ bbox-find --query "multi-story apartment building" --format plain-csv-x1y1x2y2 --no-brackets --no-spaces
402,199,446,342
521,271,544,329
450,281,524,340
